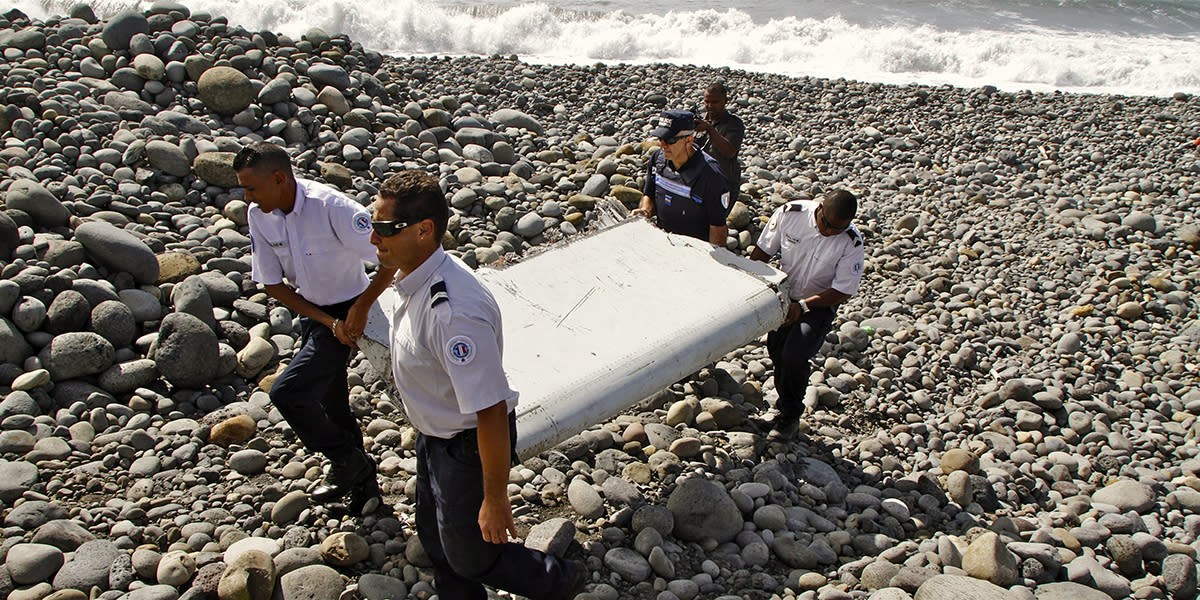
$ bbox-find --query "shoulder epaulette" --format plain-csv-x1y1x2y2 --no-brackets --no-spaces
785,202,808,212
430,280,449,308
845,228,862,247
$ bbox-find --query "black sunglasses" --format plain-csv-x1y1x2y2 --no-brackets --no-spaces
818,206,849,233
371,219,417,237
661,134,689,145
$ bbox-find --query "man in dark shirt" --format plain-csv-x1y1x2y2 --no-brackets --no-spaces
695,81,745,193
634,110,730,245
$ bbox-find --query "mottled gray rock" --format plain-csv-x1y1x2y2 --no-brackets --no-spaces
45,332,114,381
154,312,219,388
1032,581,1113,600
667,478,743,543
52,539,120,591
1092,479,1154,512
604,547,651,582
198,66,254,115
45,290,91,335
278,564,345,600
568,478,605,520
913,574,1010,600
525,517,576,557
356,574,406,600
1161,554,1198,600
31,520,95,551
193,152,239,187
90,301,137,348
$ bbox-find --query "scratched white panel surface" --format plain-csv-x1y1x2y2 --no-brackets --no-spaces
361,219,788,458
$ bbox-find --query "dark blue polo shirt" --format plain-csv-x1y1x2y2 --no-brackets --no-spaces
642,147,730,242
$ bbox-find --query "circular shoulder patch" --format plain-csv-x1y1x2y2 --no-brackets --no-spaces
445,335,475,366
353,212,372,234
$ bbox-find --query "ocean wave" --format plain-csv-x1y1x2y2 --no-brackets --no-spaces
10,0,1200,97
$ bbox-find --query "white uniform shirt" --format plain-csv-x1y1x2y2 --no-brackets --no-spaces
756,200,866,300
248,178,378,306
389,247,518,439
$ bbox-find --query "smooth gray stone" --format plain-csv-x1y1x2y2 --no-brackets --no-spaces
490,109,544,135
172,275,216,331
6,543,65,585
101,10,149,50
278,565,344,600
913,574,1009,600
146,140,190,177
603,547,651,582
5,180,69,228
0,390,38,419
74,221,159,284
356,574,406,600
31,519,95,551
307,64,350,89
1032,581,1113,600
0,317,33,365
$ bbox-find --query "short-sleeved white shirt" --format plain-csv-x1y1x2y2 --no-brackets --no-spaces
389,247,518,439
247,178,378,306
756,200,865,300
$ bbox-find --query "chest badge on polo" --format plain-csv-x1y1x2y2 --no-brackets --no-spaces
353,213,371,234
446,335,475,365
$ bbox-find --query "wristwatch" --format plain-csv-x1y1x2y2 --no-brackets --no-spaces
795,299,810,313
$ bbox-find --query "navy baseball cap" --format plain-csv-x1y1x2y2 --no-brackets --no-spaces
650,110,695,140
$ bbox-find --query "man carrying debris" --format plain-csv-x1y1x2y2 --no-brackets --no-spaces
750,190,865,440
634,110,731,246
237,142,396,512
369,171,587,600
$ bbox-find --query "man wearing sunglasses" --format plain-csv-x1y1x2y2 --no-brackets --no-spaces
750,190,865,440
634,110,731,246
237,142,397,513
369,172,587,600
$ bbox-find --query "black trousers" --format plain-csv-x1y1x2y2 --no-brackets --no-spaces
766,306,835,417
269,297,362,456
415,412,574,600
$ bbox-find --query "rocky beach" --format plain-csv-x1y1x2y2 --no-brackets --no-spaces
1,3,1200,600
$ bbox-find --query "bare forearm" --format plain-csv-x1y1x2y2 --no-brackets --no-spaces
707,129,736,159
802,289,852,308
476,401,512,502
708,225,728,247
264,283,334,328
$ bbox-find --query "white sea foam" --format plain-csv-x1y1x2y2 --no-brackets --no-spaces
9,0,1200,97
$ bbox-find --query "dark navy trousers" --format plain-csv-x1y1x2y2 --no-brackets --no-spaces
766,306,835,417
269,297,363,456
415,413,574,600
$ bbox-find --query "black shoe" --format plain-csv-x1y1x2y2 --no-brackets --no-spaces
768,413,801,441
560,560,589,600
312,449,375,504
346,475,382,516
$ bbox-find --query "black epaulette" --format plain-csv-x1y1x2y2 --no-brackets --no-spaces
845,228,862,247
430,281,449,308
786,202,808,213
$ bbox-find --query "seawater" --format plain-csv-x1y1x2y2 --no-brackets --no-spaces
7,0,1200,97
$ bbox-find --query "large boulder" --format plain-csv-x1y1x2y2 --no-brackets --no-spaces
193,152,239,187
101,10,149,50
5,180,70,228
154,312,219,389
44,332,115,381
74,221,159,284
146,140,191,177
666,478,743,543
52,539,121,591
198,67,254,115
